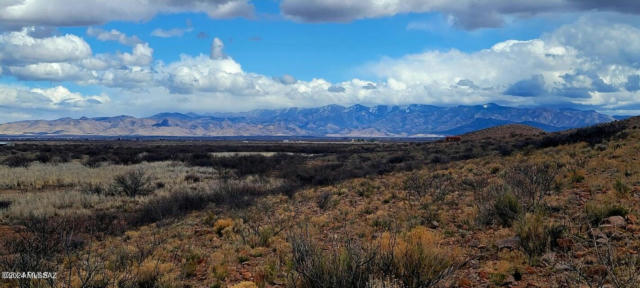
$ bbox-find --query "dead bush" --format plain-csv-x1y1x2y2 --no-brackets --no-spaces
503,162,558,211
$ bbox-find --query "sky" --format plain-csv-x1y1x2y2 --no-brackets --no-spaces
1,0,640,123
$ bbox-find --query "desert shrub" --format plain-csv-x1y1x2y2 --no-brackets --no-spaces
547,224,566,251
403,172,454,203
134,190,210,225
383,227,458,288
534,120,627,148
562,232,640,287
0,216,81,287
184,173,201,182
81,183,108,195
316,191,332,210
613,179,631,197
289,231,376,288
475,182,519,227
213,218,234,236
584,202,628,226
2,154,32,167
460,176,489,193
503,161,558,211
515,213,549,262
493,192,521,227
289,227,459,288
112,169,154,197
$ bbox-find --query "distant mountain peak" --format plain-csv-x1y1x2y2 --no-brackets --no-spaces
0,104,616,137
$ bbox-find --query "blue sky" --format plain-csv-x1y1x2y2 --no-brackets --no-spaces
0,0,639,122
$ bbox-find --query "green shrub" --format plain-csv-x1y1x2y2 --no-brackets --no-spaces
493,192,521,227
317,191,332,210
515,213,549,262
613,179,631,197
289,232,375,288
112,169,154,197
585,202,628,226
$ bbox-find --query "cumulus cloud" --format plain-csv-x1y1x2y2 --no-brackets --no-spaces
87,27,142,46
0,0,254,28
0,27,91,64
280,0,640,29
157,54,246,94
0,26,154,89
118,43,154,66
353,16,640,110
3,16,640,119
0,84,109,110
8,62,87,81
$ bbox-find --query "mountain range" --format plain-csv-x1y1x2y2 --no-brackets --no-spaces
0,104,617,137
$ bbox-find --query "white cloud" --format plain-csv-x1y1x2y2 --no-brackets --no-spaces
157,54,248,94
87,27,142,46
0,0,254,28
3,17,640,119
7,62,88,81
0,84,109,110
117,43,154,66
151,27,193,38
0,27,91,64
210,37,225,59
0,27,154,88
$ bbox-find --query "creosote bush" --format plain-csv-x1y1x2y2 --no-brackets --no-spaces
112,169,154,197
476,182,521,227
493,192,521,227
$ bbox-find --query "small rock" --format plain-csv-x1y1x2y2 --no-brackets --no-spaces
541,252,556,267
554,264,570,271
497,236,520,250
431,221,440,228
603,216,626,227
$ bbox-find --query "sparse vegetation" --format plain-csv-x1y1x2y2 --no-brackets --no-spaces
1,116,640,287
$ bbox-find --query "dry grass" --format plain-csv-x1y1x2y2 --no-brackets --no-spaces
0,161,216,191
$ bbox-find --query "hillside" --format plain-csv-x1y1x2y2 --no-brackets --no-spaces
0,117,639,287
0,104,615,137
460,124,546,141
